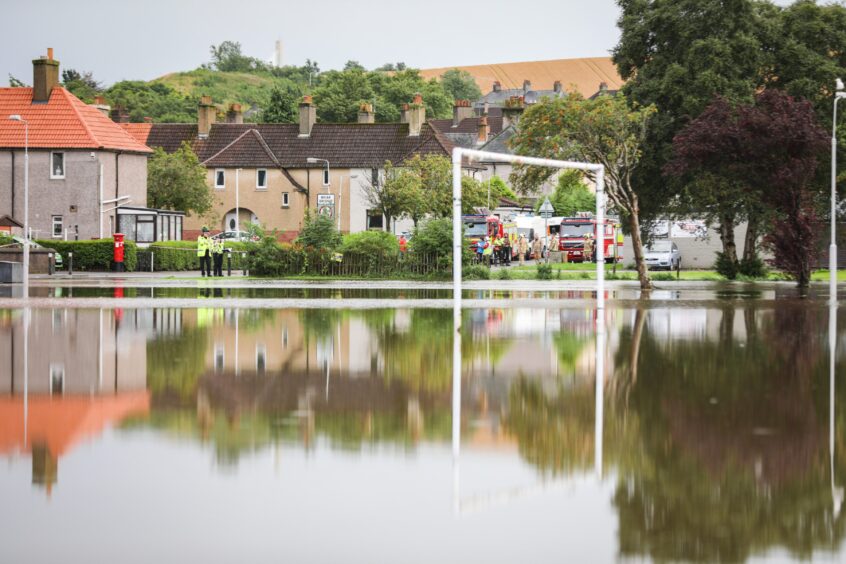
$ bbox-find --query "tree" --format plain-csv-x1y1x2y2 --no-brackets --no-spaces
105,81,196,122
296,209,342,251
62,68,102,103
511,94,656,289
263,83,300,123
534,171,596,217
667,91,828,287
8,75,26,87
313,68,375,122
480,176,518,209
147,142,215,217
343,60,365,71
209,41,267,73
361,162,411,233
439,69,482,102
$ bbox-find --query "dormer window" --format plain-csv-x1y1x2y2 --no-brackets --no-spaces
50,152,65,179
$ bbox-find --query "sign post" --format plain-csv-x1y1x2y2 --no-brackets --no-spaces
539,197,554,262
317,194,336,220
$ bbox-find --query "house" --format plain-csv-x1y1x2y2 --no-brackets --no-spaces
122,95,459,239
0,50,157,241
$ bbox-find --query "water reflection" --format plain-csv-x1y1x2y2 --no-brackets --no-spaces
1,299,845,561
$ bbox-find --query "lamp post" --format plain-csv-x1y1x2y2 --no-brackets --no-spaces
235,168,241,234
832,79,846,303
307,157,330,193
8,115,29,293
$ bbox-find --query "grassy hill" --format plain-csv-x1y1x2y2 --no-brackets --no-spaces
153,69,283,113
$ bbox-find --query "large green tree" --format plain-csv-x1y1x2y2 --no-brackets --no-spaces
105,81,196,123
262,83,300,123
511,94,656,289
534,171,596,217
147,142,214,217
439,69,482,102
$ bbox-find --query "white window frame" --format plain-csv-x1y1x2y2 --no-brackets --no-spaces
282,192,290,208
322,168,330,186
256,169,268,190
50,152,65,179
51,215,63,239
214,169,225,189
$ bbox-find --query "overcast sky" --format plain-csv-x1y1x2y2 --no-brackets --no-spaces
2,0,625,86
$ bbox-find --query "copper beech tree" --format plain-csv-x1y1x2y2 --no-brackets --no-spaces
667,90,828,287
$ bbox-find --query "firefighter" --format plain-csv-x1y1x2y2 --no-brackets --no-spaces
517,234,529,266
197,227,212,276
583,232,594,263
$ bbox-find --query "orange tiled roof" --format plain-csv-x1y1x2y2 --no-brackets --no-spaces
419,57,623,98
119,122,153,146
0,87,152,153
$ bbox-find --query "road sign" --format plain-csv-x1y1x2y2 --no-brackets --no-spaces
539,197,554,219
318,205,334,218
317,194,335,206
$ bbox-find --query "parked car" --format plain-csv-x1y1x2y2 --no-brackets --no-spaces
644,240,680,271
211,230,258,242
10,235,63,268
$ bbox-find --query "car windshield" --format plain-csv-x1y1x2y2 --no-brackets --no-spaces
464,222,487,237
559,223,594,238
647,241,673,252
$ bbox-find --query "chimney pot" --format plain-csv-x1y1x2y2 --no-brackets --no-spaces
452,99,474,126
226,103,244,124
493,81,501,93
143,116,153,123
47,48,53,60
357,102,375,124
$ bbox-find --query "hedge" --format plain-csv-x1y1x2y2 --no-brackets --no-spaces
146,240,252,271
36,239,138,271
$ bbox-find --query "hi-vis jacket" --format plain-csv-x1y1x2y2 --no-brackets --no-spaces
197,235,211,256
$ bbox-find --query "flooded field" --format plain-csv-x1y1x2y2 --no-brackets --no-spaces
1,287,845,562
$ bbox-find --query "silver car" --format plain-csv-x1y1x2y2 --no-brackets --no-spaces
644,240,681,271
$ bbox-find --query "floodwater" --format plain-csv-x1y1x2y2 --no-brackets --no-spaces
1,287,845,562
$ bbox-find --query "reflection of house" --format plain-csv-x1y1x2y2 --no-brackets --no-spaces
0,309,150,494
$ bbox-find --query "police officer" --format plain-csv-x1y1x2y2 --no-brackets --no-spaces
197,226,212,276
212,237,224,277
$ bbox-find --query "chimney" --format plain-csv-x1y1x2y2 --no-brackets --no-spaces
110,105,130,123
599,82,609,94
357,102,375,124
477,116,489,145
452,99,474,127
553,80,562,94
400,103,409,124
492,81,501,93
226,103,244,124
299,95,316,137
407,93,425,137
143,116,153,123
32,48,60,103
502,96,525,130
523,80,532,93
91,95,111,117
198,95,217,138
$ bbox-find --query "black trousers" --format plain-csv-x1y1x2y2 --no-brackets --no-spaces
200,253,211,276
213,253,223,276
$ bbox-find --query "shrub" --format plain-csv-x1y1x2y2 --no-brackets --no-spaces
410,218,472,268
536,263,553,280
652,273,676,281
738,255,766,278
148,240,253,271
37,239,137,271
463,265,490,280
247,237,304,276
296,210,341,251
714,251,738,280
495,268,512,280
341,231,399,258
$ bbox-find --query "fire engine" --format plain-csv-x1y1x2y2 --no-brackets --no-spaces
555,213,623,263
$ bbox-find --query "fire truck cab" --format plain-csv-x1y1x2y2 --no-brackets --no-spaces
556,213,623,263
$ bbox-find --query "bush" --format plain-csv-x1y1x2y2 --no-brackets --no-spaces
536,263,554,280
738,255,766,278
652,273,676,281
148,240,253,271
495,268,512,280
410,218,472,269
714,252,739,280
296,210,341,251
341,231,399,258
247,237,305,276
463,265,490,280
37,239,137,271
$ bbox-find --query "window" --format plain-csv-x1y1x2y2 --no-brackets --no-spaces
50,152,65,179
371,168,379,186
49,364,65,395
256,344,267,376
366,211,384,230
214,344,225,373
52,216,63,238
323,168,330,186
282,192,290,208
215,169,225,189
256,169,267,190
136,215,155,243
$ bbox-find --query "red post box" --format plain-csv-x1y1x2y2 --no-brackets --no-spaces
113,233,125,272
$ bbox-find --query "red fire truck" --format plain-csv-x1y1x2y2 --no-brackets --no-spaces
555,213,623,263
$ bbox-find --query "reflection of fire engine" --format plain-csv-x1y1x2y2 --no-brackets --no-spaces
556,213,623,263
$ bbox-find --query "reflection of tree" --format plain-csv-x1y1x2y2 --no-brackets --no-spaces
146,325,208,401
553,332,591,374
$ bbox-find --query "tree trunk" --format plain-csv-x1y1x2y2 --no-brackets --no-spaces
718,212,739,266
742,215,758,263
384,215,392,233
628,213,653,290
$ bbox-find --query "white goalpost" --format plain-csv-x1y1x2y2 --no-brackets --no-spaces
450,148,608,514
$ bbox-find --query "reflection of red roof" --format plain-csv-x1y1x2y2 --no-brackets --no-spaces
0,392,150,458
0,87,152,153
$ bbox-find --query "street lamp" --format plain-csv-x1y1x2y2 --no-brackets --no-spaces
8,115,29,294
832,79,846,303
307,157,331,192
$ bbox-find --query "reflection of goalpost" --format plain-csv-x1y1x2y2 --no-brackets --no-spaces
450,148,607,515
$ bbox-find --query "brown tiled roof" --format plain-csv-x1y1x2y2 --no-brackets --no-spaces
429,116,504,136
138,121,453,169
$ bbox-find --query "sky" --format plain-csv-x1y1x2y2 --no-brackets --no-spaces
1,0,624,86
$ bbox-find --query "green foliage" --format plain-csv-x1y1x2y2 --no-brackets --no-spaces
105,80,196,123
263,83,300,123
341,231,399,257
714,251,739,280
439,69,482,101
462,265,490,280
62,69,102,103
208,41,268,73
534,171,595,216
495,267,513,280
536,263,554,280
480,176,518,208
296,210,342,251
37,239,137,271
8,75,26,87
148,240,251,271
408,217,452,258
147,143,214,216
739,255,766,278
